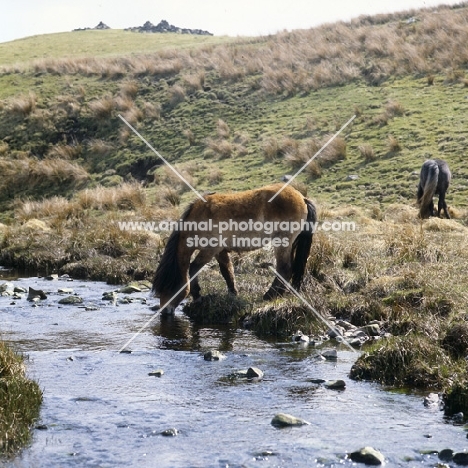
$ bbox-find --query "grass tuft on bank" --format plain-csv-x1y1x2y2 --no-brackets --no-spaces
0,342,42,454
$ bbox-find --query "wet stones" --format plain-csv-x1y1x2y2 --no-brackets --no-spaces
321,349,338,361
227,367,264,382
324,379,346,390
102,291,117,301
424,392,442,408
246,367,264,380
27,287,47,301
58,295,83,305
161,428,178,437
349,447,385,465
271,413,310,428
203,350,225,361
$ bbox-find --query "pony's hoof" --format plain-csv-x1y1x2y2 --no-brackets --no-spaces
160,304,175,316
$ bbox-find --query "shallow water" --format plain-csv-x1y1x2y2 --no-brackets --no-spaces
0,277,465,467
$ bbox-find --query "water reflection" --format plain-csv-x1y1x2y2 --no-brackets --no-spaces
151,314,239,352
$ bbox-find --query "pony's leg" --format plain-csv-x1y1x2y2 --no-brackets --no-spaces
188,250,215,301
263,246,292,300
215,250,238,295
438,195,450,219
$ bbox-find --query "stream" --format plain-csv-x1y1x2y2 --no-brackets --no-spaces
0,276,466,467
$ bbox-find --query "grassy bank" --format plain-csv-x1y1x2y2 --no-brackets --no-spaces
0,342,42,454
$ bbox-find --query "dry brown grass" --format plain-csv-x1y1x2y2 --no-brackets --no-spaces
0,157,89,197
167,84,186,108
7,92,37,117
88,95,115,120
142,101,161,119
77,182,146,210
47,143,82,160
284,135,347,177
387,134,401,153
359,144,376,162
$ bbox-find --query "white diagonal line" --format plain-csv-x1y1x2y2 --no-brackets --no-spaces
118,266,207,353
268,267,357,353
269,114,356,202
118,114,207,203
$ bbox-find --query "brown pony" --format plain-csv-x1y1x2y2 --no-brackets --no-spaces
152,183,316,314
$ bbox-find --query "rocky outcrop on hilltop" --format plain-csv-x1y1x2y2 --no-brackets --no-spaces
73,22,111,31
125,20,213,36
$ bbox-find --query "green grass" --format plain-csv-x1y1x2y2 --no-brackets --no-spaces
0,30,237,66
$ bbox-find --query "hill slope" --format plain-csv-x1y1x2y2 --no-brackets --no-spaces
0,2,467,218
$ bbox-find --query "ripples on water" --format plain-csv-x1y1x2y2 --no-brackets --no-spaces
0,277,465,467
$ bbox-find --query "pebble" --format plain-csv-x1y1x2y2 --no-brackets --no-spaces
349,447,385,465
321,349,338,361
453,452,468,465
324,379,346,390
27,287,47,301
203,350,225,361
271,413,310,427
246,367,264,380
58,295,83,305
102,291,118,301
438,448,454,462
119,285,142,294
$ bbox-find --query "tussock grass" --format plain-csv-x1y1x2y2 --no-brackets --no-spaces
183,293,250,324
350,335,453,388
88,95,115,120
0,157,89,199
0,342,42,454
359,144,376,162
245,300,324,337
283,135,347,178
6,92,36,118
77,182,146,210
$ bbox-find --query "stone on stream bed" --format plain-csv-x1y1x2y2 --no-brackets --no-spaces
438,448,454,462
227,367,264,381
148,369,164,377
119,285,142,294
271,413,310,428
349,447,385,465
321,349,338,361
27,287,47,301
324,379,346,390
453,451,468,465
0,282,14,293
102,291,117,301
58,295,83,305
58,288,74,294
291,331,310,344
161,428,178,437
203,350,225,361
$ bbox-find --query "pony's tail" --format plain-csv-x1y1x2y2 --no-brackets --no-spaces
291,198,317,289
419,162,439,219
152,230,183,297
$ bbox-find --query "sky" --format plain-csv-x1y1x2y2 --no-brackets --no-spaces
0,0,465,44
